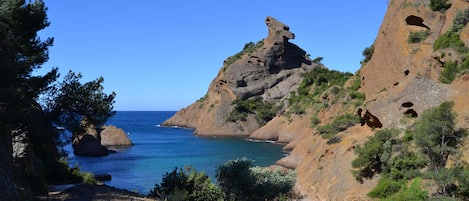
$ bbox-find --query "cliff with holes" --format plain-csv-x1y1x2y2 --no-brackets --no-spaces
164,0,469,200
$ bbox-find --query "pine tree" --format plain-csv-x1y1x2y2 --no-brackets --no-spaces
0,1,57,199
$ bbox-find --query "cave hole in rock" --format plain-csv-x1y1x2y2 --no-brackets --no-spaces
405,15,430,29
404,69,410,76
394,82,399,86
404,109,418,118
401,102,414,108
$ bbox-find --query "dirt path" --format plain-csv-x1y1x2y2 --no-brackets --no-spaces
36,183,157,201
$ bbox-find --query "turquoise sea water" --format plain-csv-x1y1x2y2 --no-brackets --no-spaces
67,111,285,194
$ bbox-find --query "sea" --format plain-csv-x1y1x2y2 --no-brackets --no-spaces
66,111,285,195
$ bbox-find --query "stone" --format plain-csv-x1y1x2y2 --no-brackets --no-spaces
100,125,133,146
73,135,109,157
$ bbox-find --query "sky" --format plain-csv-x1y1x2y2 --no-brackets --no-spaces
39,1,388,111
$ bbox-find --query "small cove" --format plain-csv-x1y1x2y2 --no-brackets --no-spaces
67,111,285,194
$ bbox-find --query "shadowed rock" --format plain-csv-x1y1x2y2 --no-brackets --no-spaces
406,15,430,29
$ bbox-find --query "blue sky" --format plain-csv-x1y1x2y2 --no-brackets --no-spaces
39,1,388,111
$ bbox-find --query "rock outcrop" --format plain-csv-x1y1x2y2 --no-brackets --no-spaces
100,126,133,146
164,1,469,199
73,125,133,157
163,16,316,135
73,135,109,157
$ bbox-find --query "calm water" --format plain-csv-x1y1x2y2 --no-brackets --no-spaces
67,111,285,194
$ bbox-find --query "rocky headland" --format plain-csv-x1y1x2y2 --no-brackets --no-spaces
163,0,469,200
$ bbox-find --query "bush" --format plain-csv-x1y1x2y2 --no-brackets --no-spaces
224,40,264,67
352,129,400,182
149,166,223,201
430,0,451,12
439,61,458,84
382,178,428,201
367,176,403,198
408,30,430,43
316,114,360,139
326,136,342,144
361,45,374,64
226,96,278,126
216,158,296,201
433,32,467,53
451,8,469,32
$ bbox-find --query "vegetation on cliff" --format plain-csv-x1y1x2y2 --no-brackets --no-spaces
352,102,469,200
227,96,279,126
223,40,264,69
434,8,469,84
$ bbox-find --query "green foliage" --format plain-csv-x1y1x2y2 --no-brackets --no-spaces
408,30,430,43
288,67,353,117
367,176,403,198
226,96,278,125
149,166,223,201
451,8,469,32
0,1,59,199
310,116,321,128
433,32,467,53
439,61,458,84
224,40,264,67
79,172,96,185
430,0,451,12
47,71,116,137
413,102,462,169
388,150,426,180
312,57,324,64
250,167,297,200
326,135,342,144
352,129,400,182
350,73,362,91
413,102,468,196
216,158,296,201
382,178,428,201
361,45,374,65
316,114,360,139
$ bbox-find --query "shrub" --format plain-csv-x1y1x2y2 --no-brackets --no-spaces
226,96,279,125
216,158,296,201
439,61,458,84
149,166,223,201
408,30,430,43
361,45,374,64
367,176,403,198
250,167,296,200
451,8,469,32
382,178,428,201
224,40,264,67
430,0,451,12
352,129,400,182
434,32,467,53
316,114,360,139
326,136,342,144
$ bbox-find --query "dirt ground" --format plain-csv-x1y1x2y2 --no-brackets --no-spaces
36,183,157,201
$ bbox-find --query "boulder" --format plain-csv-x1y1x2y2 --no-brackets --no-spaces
73,135,109,157
100,125,133,146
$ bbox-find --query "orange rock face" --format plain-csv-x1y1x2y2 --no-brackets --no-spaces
164,1,469,199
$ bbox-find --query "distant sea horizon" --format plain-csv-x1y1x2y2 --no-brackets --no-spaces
67,111,285,195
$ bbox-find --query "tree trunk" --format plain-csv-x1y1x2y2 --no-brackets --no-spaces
0,125,17,201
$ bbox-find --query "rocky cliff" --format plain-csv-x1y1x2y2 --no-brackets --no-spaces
162,16,318,136
164,0,469,199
